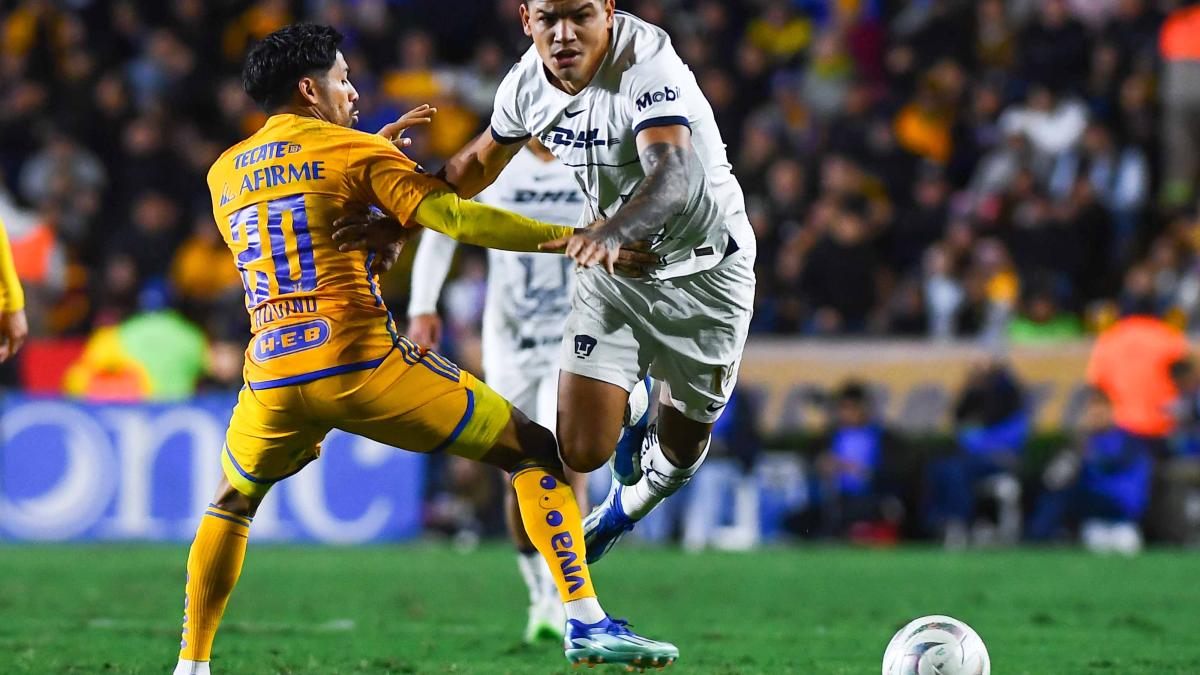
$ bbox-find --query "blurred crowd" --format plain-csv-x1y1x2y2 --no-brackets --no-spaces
585,308,1200,553
5,0,1200,551
5,0,1200,394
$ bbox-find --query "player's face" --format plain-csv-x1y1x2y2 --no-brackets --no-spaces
312,51,360,127
521,0,614,92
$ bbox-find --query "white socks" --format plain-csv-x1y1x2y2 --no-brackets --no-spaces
516,551,544,605
620,427,709,520
173,660,211,675
564,597,606,624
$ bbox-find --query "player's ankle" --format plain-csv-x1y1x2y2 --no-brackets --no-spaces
173,659,211,675
564,597,605,624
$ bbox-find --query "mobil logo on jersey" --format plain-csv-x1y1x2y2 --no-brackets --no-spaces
544,126,619,149
635,85,681,111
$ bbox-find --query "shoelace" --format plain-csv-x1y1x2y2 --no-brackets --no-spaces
605,617,633,635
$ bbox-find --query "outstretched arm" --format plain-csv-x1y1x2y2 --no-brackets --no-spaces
541,124,691,272
439,128,526,198
333,191,662,276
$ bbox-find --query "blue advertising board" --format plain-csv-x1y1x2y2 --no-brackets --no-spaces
0,395,426,543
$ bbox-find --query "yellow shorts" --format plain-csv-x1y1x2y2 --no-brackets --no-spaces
222,346,513,499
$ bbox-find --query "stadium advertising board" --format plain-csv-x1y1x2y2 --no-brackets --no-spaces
736,339,1099,435
0,395,425,542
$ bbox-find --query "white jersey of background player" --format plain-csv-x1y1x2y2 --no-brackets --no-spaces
408,141,587,643
411,0,757,564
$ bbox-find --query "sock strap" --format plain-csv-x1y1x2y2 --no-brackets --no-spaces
203,505,252,528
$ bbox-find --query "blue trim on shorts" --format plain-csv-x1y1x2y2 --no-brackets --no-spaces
430,388,475,454
633,115,691,135
223,443,317,487
420,359,460,382
224,444,273,485
421,351,461,381
246,358,386,390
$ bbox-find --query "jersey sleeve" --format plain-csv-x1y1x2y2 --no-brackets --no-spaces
408,229,458,317
488,63,531,145
622,53,692,136
346,134,447,224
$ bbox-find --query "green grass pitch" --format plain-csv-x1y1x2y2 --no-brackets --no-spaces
1,543,1198,673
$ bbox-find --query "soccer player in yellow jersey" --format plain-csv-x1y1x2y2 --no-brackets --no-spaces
173,24,677,674
0,215,27,362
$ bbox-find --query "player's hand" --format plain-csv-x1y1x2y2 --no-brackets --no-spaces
333,210,407,253
377,104,437,151
0,309,28,362
407,313,443,350
370,240,403,276
539,231,661,277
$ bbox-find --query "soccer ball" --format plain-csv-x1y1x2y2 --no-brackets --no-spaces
882,615,990,675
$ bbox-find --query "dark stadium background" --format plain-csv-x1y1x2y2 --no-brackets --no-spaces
3,1,1200,672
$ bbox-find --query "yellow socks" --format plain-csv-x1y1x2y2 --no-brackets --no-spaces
179,505,251,662
511,468,596,602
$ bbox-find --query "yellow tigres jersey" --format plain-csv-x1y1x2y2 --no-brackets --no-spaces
207,113,444,389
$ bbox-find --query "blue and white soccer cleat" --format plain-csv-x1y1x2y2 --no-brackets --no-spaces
582,481,636,564
610,377,652,486
564,615,678,669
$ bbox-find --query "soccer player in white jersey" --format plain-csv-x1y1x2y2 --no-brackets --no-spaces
444,0,758,566
408,139,624,643
341,0,756,580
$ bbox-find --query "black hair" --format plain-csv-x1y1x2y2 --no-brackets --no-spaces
242,24,344,112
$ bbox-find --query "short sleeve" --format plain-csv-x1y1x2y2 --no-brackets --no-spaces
489,63,531,145
623,54,692,136
346,134,446,225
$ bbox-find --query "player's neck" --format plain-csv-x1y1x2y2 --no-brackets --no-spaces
274,104,337,126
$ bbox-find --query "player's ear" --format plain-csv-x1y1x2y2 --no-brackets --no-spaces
297,76,320,106
604,0,615,27
519,2,533,37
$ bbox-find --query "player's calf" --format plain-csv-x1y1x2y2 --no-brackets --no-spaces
175,478,262,675
556,373,629,473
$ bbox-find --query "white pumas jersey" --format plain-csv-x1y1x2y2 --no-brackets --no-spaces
490,11,754,280
409,148,580,350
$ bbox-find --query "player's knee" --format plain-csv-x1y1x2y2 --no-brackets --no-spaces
557,432,610,473
210,478,262,518
512,415,563,471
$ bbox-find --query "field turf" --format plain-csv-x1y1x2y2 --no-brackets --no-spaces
0,543,1197,673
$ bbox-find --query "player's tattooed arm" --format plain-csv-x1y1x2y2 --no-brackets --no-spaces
591,138,690,248
540,124,691,273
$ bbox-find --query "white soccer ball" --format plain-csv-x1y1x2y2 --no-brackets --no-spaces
882,615,990,675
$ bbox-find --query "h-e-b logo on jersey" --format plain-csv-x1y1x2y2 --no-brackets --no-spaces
573,334,598,359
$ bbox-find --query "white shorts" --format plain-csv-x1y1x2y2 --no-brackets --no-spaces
560,248,755,423
482,338,560,432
